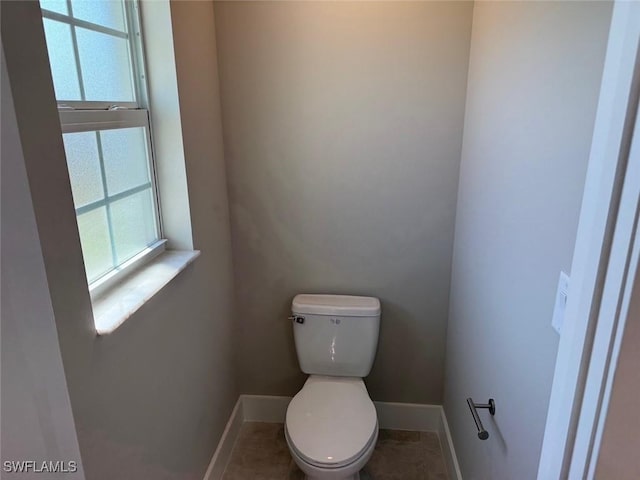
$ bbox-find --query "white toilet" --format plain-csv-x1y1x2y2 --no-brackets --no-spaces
285,294,381,480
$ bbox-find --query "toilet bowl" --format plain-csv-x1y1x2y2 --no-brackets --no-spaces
285,294,382,480
285,376,378,480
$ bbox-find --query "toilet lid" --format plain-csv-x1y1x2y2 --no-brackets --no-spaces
286,377,377,468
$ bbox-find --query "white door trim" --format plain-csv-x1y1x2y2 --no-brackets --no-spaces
537,2,640,479
575,160,640,478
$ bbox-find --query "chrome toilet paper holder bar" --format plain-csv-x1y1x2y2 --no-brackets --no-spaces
466,397,496,440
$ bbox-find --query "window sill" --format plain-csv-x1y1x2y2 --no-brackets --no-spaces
92,249,200,335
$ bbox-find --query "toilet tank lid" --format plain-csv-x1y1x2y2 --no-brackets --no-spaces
292,294,380,317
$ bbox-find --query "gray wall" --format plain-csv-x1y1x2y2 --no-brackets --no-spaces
443,2,612,479
1,44,85,480
1,2,236,479
596,266,640,480
214,1,473,403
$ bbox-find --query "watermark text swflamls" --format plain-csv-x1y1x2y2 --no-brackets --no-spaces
3,460,78,474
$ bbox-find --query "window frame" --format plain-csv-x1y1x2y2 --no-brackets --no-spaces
40,0,165,294
41,0,148,108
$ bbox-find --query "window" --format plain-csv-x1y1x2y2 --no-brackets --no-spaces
39,0,163,290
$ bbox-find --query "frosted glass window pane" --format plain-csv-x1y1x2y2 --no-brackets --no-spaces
39,0,68,15
76,27,134,101
77,207,113,282
62,132,105,207
111,189,157,264
42,19,81,101
71,0,126,32
100,127,150,195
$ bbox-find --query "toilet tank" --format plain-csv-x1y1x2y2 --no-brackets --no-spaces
291,294,381,377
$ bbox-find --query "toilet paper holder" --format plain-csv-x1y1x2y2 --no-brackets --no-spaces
466,397,496,440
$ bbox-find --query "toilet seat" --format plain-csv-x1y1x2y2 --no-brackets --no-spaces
285,376,378,469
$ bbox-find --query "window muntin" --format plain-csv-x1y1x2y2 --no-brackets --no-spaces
40,0,161,286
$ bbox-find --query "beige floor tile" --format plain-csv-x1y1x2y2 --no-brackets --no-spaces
221,423,449,480
367,431,428,480
420,432,448,476
377,429,422,443
222,423,291,480
286,460,305,480
235,422,288,452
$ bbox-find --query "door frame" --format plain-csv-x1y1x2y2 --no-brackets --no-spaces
537,2,640,478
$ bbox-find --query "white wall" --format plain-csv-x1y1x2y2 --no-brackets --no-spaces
443,2,612,479
1,45,85,479
214,1,473,403
595,266,640,479
1,2,237,479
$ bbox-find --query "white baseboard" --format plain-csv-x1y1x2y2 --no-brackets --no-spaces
374,401,441,431
202,398,244,480
439,408,463,480
203,395,462,480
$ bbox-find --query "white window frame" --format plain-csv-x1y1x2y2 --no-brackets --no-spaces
41,0,149,108
40,0,165,297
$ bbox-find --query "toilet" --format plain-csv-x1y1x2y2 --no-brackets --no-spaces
285,294,381,480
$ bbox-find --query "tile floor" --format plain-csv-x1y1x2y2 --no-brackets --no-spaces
221,422,449,480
